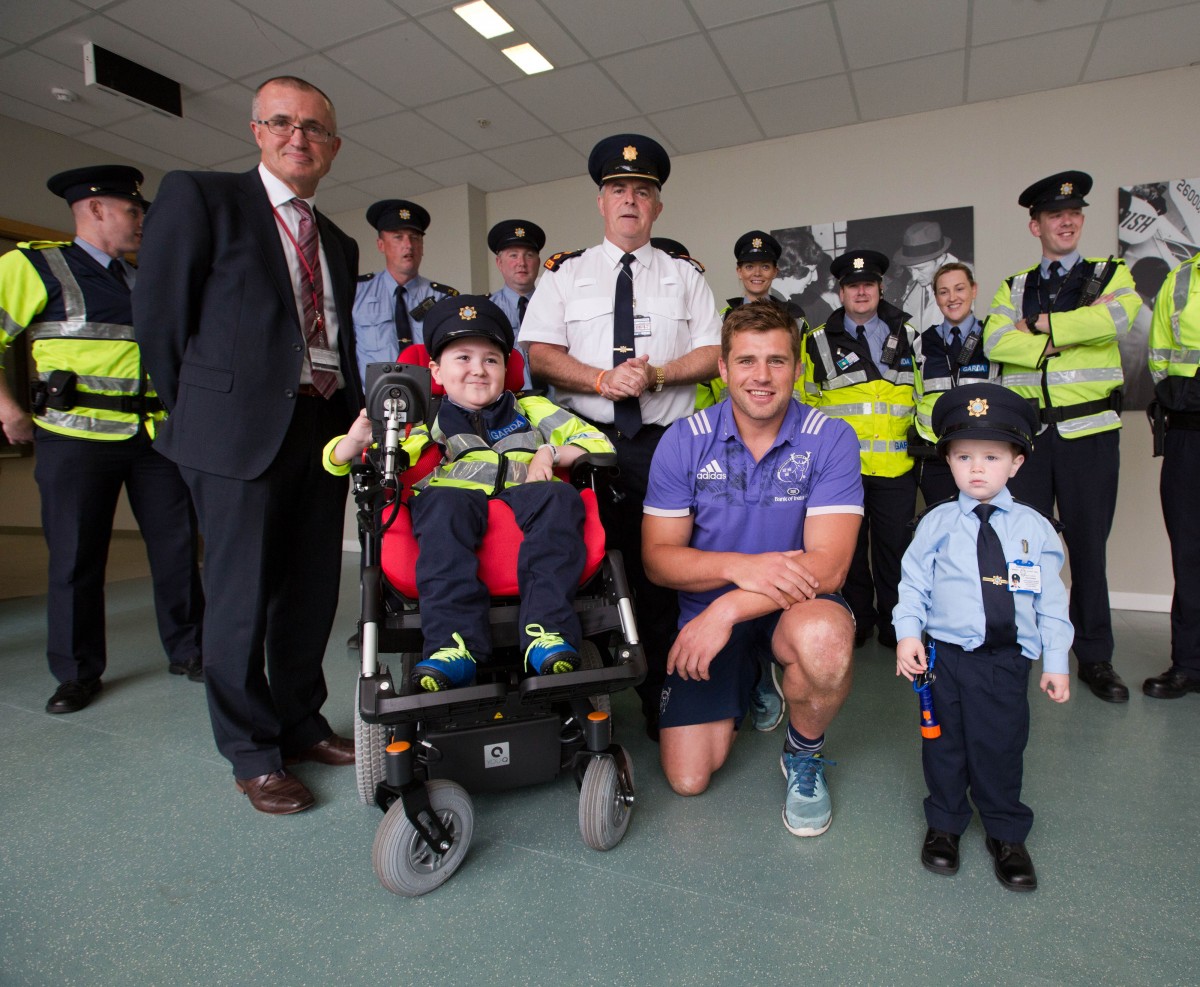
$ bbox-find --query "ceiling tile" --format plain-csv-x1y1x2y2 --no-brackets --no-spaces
485,135,586,185
689,0,824,30
1105,0,1191,14
210,151,262,172
968,26,1095,102
76,126,200,172
309,181,375,216
836,0,967,69
235,0,405,49
416,87,550,151
970,0,1108,45
414,152,523,192
351,169,440,199
0,91,94,137
560,116,676,158
600,35,734,114
854,50,965,121
547,0,699,58
0,49,146,128
0,0,90,44
105,0,307,78
710,4,843,92
745,73,859,138
324,136,398,182
30,13,227,93
489,0,590,68
181,81,257,138
1085,5,1200,82
413,9,524,86
506,63,636,132
107,111,252,165
243,53,403,126
341,110,471,167
324,21,489,108
649,96,764,155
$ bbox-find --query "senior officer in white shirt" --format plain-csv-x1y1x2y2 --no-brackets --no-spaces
519,134,721,739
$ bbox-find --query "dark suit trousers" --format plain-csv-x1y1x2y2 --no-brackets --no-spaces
843,471,918,637
35,427,203,684
182,394,348,777
1007,427,1118,666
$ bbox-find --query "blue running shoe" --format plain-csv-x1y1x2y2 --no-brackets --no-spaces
780,751,835,837
749,662,786,732
524,623,579,675
411,633,476,692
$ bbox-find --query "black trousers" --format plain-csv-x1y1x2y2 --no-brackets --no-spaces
922,641,1033,843
34,427,203,684
593,422,679,720
1007,427,1118,666
1161,428,1200,677
411,481,586,661
181,395,347,778
843,470,918,638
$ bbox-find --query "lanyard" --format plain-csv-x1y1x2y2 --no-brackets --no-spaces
271,203,324,331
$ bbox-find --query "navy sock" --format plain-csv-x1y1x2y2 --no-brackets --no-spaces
784,725,823,756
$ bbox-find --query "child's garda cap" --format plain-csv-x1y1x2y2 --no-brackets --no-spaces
932,383,1038,456
424,294,515,360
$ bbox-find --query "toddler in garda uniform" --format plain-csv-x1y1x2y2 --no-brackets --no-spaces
893,382,1072,891
325,295,614,691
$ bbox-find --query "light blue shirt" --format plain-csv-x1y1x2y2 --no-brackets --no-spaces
75,237,134,289
846,313,889,367
893,486,1073,673
1040,251,1081,279
352,271,455,384
936,312,980,347
490,284,533,391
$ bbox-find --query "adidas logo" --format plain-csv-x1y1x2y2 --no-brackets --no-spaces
697,458,727,480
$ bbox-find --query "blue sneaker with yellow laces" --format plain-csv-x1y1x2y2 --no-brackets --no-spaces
411,633,476,692
524,623,579,675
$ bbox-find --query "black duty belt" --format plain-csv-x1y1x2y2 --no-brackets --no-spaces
73,392,164,414
1041,390,1122,425
1166,410,1200,431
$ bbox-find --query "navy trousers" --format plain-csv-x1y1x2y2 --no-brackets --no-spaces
922,640,1033,843
1161,428,1200,677
411,480,585,662
843,470,918,638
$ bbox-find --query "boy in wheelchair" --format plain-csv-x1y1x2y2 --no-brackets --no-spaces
324,295,614,692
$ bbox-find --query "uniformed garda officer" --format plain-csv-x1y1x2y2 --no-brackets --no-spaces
802,248,920,648
0,165,204,713
1145,251,1200,700
352,198,458,383
910,262,999,505
983,171,1140,703
488,218,545,391
520,133,722,738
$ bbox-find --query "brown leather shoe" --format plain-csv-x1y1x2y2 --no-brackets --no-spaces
284,734,356,767
234,770,315,814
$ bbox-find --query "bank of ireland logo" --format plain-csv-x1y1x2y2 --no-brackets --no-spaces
697,458,727,480
777,451,811,496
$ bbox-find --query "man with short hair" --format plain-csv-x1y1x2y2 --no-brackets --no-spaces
352,199,458,384
488,218,545,390
0,165,204,713
643,301,862,835
520,134,721,738
134,76,362,814
983,170,1140,704
892,220,957,333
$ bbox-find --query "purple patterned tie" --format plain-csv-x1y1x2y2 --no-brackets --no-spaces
292,198,337,398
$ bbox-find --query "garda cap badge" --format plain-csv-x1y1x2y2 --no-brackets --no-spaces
853,256,865,270
622,145,637,162
398,208,411,220
459,306,477,321
967,397,989,417
1059,182,1073,196
752,237,763,249
514,226,526,238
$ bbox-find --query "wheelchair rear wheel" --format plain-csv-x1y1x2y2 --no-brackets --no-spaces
372,779,475,896
578,755,633,851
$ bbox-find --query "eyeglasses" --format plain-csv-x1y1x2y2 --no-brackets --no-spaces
253,118,335,144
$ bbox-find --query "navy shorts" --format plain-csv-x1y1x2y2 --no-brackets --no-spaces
658,593,851,729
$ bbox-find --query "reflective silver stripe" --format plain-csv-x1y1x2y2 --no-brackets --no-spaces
28,320,136,341
533,406,575,432
880,368,914,385
857,439,907,453
1058,411,1120,435
811,330,869,389
916,409,933,431
803,380,820,396
1105,288,1135,336
1000,372,1041,388
989,303,1018,321
1,307,22,342
922,375,953,392
493,431,541,455
1150,346,1200,365
983,323,1017,357
822,402,875,416
1171,263,1194,346
1045,367,1124,386
38,371,142,394
39,408,136,435
1008,273,1028,324
40,247,87,322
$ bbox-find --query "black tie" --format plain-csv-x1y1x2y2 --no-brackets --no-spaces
612,252,641,438
947,326,962,366
394,285,412,350
108,258,128,290
517,294,528,325
1045,261,1064,304
974,504,1016,648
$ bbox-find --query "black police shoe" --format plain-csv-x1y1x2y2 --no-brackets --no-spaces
1143,667,1200,700
1077,661,1129,703
985,836,1037,891
920,828,960,875
45,679,102,714
169,655,204,683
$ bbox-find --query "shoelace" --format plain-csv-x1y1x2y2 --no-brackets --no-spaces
428,632,474,665
783,753,837,797
524,623,566,668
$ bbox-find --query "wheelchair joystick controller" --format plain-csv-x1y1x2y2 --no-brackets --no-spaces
382,395,405,481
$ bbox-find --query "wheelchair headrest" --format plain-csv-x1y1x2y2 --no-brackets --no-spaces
398,342,527,396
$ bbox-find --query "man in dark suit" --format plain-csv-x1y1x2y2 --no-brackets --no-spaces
133,76,362,814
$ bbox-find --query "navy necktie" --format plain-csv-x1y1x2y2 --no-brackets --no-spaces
108,258,128,290
517,294,528,325
974,504,1016,647
394,284,412,350
1045,261,1065,304
947,326,962,366
612,252,641,438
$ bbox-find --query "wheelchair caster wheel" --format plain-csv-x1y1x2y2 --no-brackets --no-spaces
354,692,388,806
578,755,633,851
372,780,474,896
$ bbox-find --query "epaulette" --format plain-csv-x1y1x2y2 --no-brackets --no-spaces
544,249,584,272
22,240,72,251
357,271,376,283
1014,498,1064,533
430,282,459,297
658,246,704,273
